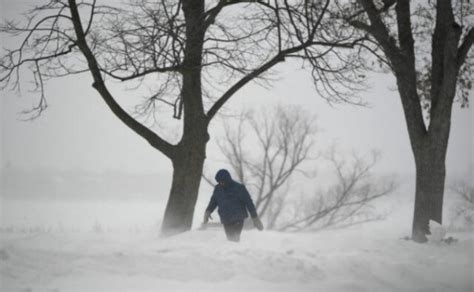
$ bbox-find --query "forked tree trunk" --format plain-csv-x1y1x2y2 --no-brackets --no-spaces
352,0,472,243
400,88,453,242
405,79,454,243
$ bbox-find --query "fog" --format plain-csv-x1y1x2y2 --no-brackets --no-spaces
1,62,472,231
1,54,472,292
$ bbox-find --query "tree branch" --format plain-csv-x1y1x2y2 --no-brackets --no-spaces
457,28,474,69
354,0,400,62
68,0,175,158
204,0,275,29
101,65,182,81
394,0,415,64
206,52,285,121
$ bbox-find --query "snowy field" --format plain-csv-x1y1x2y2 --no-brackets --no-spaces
1,193,473,292
1,225,473,292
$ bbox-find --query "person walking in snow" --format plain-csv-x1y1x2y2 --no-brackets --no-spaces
203,169,264,242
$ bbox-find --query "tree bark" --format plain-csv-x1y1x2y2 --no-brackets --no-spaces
359,0,463,243
411,137,449,242
410,0,459,242
160,0,208,235
397,70,454,243
161,139,207,235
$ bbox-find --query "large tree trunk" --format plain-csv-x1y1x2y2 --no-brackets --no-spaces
160,0,207,235
411,0,462,243
161,139,207,235
395,69,453,242
408,91,453,243
400,91,453,242
160,68,208,235
160,113,209,235
353,0,470,243
411,141,448,242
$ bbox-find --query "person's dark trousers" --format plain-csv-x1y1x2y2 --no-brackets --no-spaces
223,220,244,242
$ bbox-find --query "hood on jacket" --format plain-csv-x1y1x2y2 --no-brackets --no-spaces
215,169,233,186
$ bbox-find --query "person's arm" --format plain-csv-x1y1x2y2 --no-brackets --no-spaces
206,189,218,213
241,186,258,218
204,189,218,223
241,186,264,230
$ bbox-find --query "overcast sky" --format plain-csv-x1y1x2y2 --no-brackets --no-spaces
1,0,472,183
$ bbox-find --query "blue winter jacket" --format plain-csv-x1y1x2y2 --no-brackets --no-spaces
206,169,258,225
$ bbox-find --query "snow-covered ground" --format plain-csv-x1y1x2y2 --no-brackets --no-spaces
1,220,473,292
1,184,473,292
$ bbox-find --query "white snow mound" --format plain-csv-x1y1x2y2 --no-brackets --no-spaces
427,220,447,243
1,225,473,292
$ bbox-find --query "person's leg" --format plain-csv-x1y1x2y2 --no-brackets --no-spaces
223,223,233,241
223,221,244,242
232,220,244,241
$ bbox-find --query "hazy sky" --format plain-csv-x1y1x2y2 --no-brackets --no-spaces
0,0,472,182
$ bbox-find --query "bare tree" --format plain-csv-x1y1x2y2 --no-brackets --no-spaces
264,184,289,230
206,106,395,231
1,0,368,234
278,150,396,231
332,0,474,242
205,105,317,228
